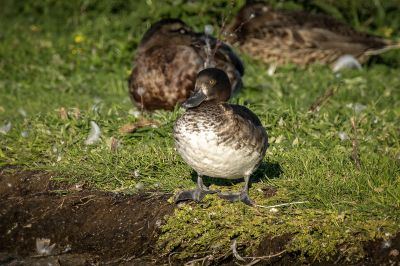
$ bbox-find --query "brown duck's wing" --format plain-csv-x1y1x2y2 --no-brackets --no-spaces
219,103,268,154
129,45,203,111
239,9,391,54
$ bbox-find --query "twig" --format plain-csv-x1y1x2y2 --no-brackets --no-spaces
350,117,361,169
309,85,338,112
184,255,213,266
231,239,245,261
255,201,308,209
243,250,287,266
104,255,136,265
168,251,210,266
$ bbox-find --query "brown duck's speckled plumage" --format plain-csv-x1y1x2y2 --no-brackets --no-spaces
227,2,398,66
129,19,244,111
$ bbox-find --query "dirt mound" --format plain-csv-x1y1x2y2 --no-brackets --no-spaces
0,169,174,265
1,168,399,265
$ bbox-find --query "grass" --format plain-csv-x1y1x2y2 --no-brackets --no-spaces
1,0,400,263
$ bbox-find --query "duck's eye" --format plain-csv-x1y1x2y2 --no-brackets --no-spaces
209,79,216,86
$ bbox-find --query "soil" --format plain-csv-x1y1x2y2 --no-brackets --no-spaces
0,168,174,265
0,168,399,266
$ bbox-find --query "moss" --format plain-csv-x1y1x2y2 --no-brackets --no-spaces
158,192,399,263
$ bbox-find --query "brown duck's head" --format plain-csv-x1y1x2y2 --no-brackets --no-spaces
226,1,271,42
139,18,194,48
182,68,231,109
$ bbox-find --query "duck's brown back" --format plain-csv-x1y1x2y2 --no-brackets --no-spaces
129,33,244,111
129,45,202,111
229,4,393,65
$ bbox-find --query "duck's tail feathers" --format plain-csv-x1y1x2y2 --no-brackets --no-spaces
365,42,400,56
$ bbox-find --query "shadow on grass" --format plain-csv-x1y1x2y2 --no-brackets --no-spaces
190,161,283,187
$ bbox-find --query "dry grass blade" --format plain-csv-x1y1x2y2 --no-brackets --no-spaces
309,85,339,112
119,118,160,134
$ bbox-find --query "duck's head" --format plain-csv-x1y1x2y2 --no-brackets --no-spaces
139,19,194,49
182,68,231,109
225,1,271,43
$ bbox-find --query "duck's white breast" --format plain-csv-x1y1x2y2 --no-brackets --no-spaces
175,126,262,179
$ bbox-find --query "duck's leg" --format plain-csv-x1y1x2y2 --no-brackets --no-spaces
175,175,219,203
217,175,254,206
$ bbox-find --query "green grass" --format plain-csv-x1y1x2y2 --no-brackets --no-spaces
1,0,400,263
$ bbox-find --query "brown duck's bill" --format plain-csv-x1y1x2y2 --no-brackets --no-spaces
182,90,207,109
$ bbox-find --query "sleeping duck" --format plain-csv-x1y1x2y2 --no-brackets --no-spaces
173,68,268,206
129,19,244,111
226,1,399,66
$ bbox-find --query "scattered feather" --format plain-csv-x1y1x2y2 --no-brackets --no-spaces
85,121,101,145
382,239,392,249
21,130,29,138
292,137,299,146
0,122,12,134
278,117,285,127
18,108,27,117
36,238,56,256
346,103,367,114
119,118,159,134
63,244,72,253
52,145,58,154
332,55,362,72
135,182,144,190
338,132,349,141
267,64,276,76
204,24,214,35
133,170,140,178
128,109,141,117
269,207,279,213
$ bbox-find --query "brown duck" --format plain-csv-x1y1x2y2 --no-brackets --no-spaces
129,19,244,111
226,1,399,66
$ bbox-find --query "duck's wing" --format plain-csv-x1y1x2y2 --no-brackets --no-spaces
129,45,203,110
236,8,392,59
219,103,268,154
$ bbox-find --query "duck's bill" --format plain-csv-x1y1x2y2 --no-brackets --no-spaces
182,90,207,109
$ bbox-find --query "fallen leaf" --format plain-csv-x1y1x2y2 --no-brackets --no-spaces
119,119,159,134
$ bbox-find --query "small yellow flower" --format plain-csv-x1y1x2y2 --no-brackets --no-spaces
74,34,85,44
30,25,40,32
380,27,393,38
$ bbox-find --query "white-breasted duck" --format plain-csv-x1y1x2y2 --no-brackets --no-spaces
173,68,268,206
129,19,244,111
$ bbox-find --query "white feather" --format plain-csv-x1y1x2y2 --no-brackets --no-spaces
332,55,362,72
0,122,11,134
85,121,101,145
